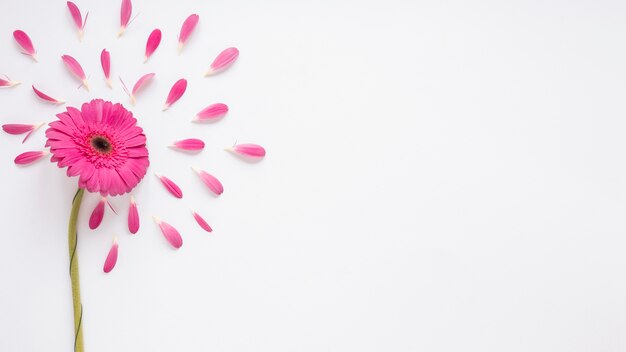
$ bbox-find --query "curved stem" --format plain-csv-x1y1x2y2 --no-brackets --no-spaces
69,188,85,352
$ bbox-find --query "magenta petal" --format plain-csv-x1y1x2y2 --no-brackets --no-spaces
128,196,139,234
145,29,161,62
192,211,212,232
154,217,183,248
231,143,266,158
177,14,199,52
205,47,239,76
14,151,48,165
194,103,228,122
119,0,132,36
101,49,111,87
3,124,35,135
194,168,224,196
13,30,37,60
172,138,204,151
66,1,86,41
32,85,65,104
103,237,119,273
163,78,187,110
156,174,183,198
62,55,89,90
89,198,106,230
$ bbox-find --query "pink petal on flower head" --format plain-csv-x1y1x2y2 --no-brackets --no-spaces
101,49,112,88
103,237,119,273
14,150,48,165
13,30,37,61
128,196,139,234
193,168,224,196
0,76,20,87
155,173,183,199
2,123,44,143
177,14,199,53
171,138,204,151
61,55,89,91
144,29,161,62
89,197,106,230
194,103,228,122
205,47,239,76
162,78,187,111
118,0,132,37
67,1,87,41
229,143,266,158
192,211,212,233
153,217,183,249
32,85,65,104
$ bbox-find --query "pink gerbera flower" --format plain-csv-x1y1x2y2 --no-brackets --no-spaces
45,99,149,196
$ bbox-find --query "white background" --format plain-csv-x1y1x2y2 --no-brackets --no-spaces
1,0,626,351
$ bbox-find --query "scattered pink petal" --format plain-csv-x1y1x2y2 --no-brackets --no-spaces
128,196,139,234
14,150,48,165
0,76,21,87
171,138,204,151
162,78,187,111
13,30,37,61
2,122,44,143
67,1,88,41
193,168,224,196
205,47,239,76
103,237,119,273
192,211,212,232
128,73,155,105
32,85,65,104
153,217,183,249
62,55,89,91
118,0,132,37
194,103,228,122
89,197,106,230
177,14,199,53
228,143,266,158
101,49,112,88
156,173,183,199
144,29,161,62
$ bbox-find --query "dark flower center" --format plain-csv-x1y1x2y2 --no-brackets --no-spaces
90,135,113,154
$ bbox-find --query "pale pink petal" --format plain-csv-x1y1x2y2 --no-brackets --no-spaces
128,196,139,234
0,76,20,87
177,14,199,52
144,29,161,62
130,73,155,104
229,143,266,158
13,30,37,61
89,197,106,230
192,211,212,232
67,1,87,41
101,49,112,88
103,237,119,273
194,103,228,122
14,150,48,165
2,122,44,143
153,217,183,248
162,79,187,111
62,55,89,91
119,0,132,37
32,85,65,104
171,138,204,151
205,47,239,76
156,173,183,198
193,168,224,196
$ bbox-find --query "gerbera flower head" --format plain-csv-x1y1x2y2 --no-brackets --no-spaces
45,99,149,196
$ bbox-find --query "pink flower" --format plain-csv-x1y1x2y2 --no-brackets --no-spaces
45,99,149,196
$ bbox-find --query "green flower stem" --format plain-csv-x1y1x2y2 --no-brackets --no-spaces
68,188,85,352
